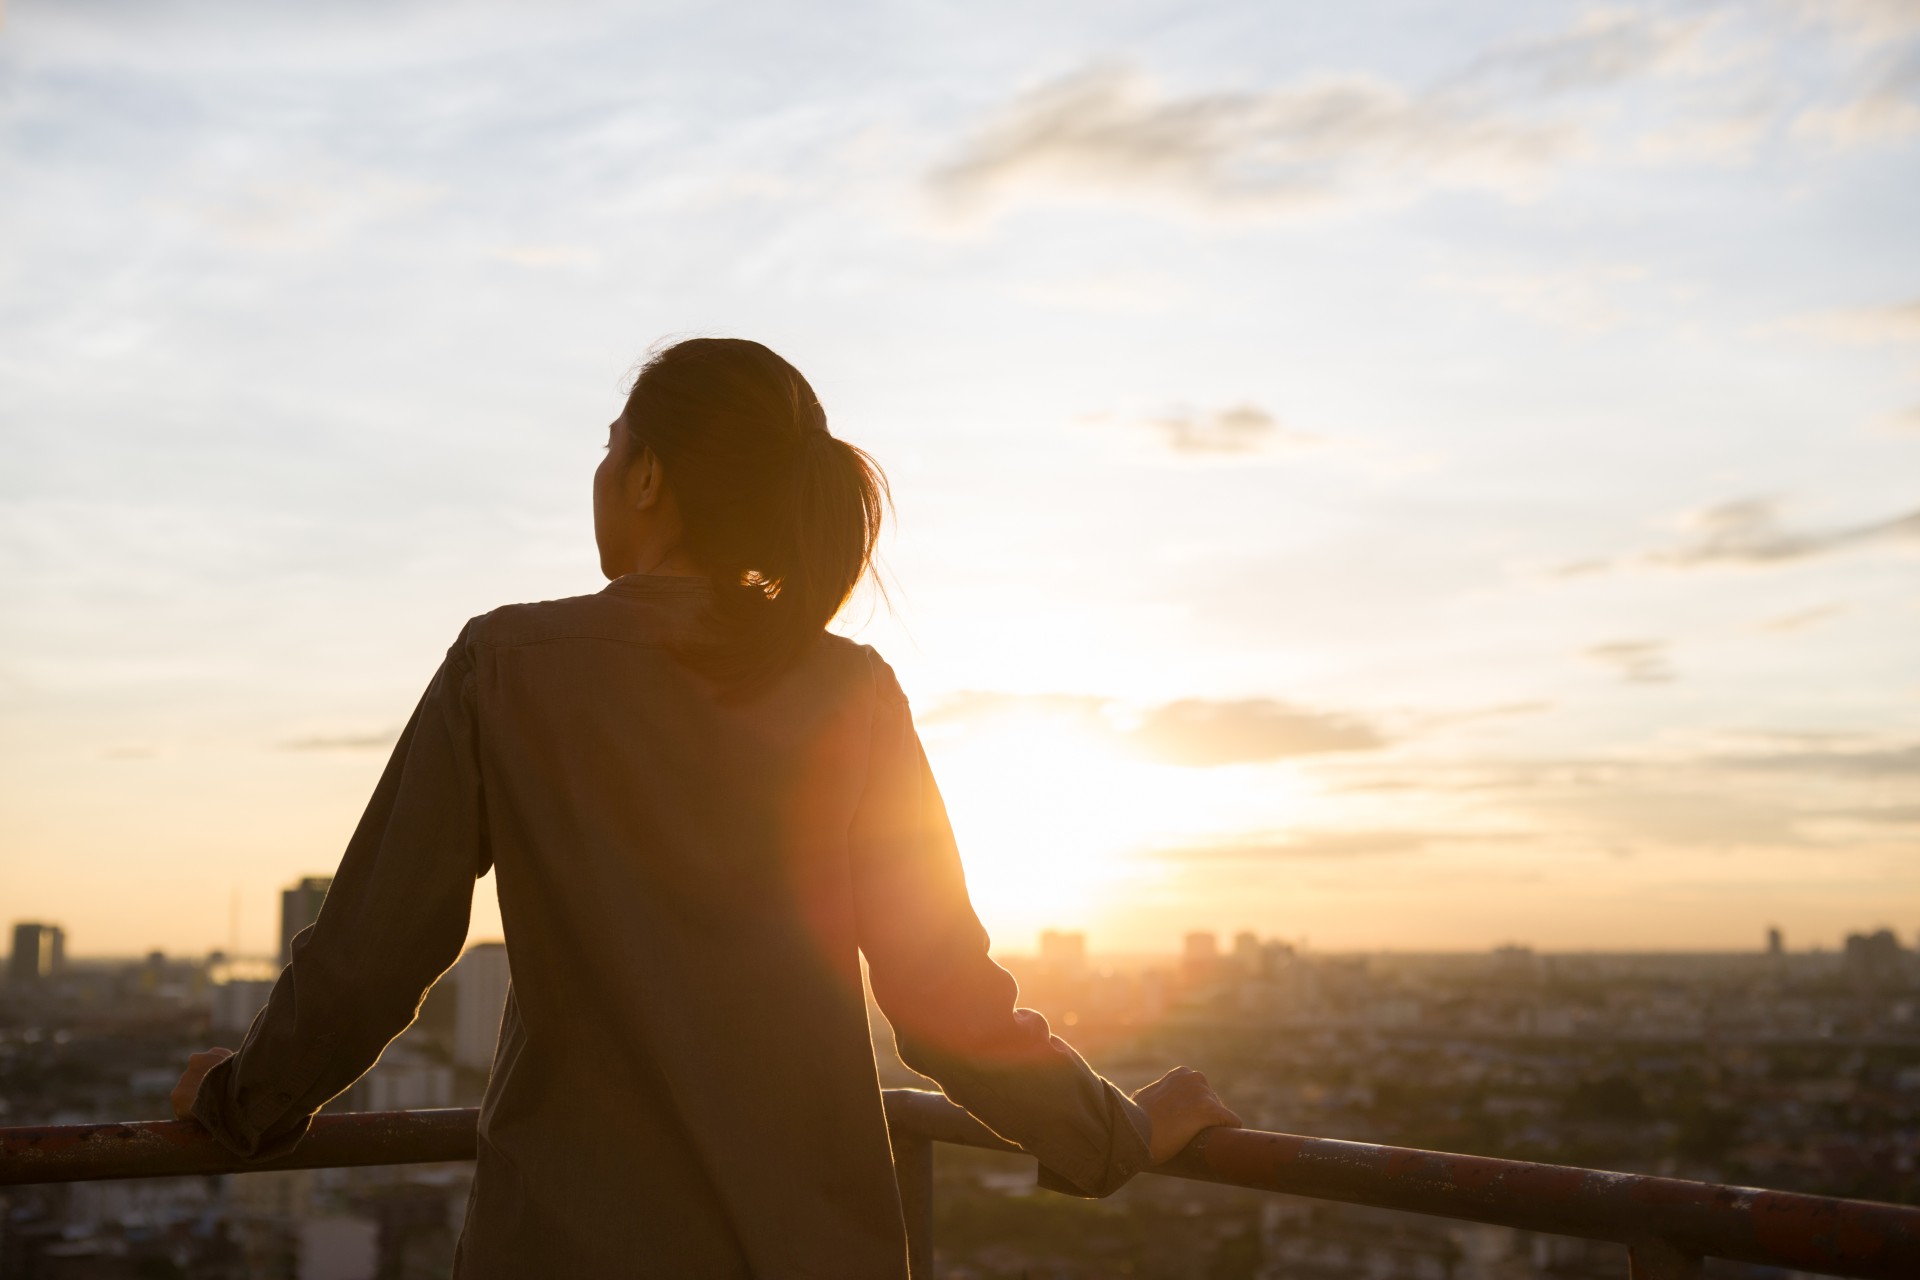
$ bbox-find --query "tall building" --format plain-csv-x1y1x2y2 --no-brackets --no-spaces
8,922,64,984
1766,926,1784,956
279,877,332,967
450,942,512,1071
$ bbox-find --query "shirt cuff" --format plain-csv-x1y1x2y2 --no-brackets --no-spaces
1034,1086,1153,1198
189,1053,314,1162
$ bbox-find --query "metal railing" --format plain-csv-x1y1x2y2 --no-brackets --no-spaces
4,1092,1917,1279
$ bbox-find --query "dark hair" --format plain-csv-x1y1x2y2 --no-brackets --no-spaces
622,338,888,686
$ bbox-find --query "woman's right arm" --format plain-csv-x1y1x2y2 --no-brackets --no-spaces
848,653,1238,1195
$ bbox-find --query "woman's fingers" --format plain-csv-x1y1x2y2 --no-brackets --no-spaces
170,1047,235,1121
1131,1064,1241,1163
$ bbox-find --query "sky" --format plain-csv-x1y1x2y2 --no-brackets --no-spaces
2,0,1916,959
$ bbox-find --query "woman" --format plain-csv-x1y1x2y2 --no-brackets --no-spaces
172,337,1240,1277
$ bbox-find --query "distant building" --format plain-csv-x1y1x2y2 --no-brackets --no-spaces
1767,926,1784,956
8,922,64,984
1039,930,1087,979
1844,928,1905,985
1232,930,1262,978
280,877,332,967
1182,931,1219,987
350,1045,454,1112
210,979,277,1036
451,943,511,1071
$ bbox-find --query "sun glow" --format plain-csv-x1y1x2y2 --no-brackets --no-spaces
922,706,1312,946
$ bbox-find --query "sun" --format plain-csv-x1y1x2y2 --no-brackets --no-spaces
924,709,1220,947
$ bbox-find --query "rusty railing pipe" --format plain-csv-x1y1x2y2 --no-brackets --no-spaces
4,1092,1917,1280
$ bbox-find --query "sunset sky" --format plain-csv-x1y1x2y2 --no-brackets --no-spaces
3,0,1916,959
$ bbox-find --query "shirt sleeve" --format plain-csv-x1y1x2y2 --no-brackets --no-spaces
192,622,492,1158
849,652,1151,1198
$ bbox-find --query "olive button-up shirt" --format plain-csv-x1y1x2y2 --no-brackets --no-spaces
194,575,1150,1277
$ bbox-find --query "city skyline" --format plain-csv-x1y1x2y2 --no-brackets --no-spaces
9,893,1916,966
3,0,1917,956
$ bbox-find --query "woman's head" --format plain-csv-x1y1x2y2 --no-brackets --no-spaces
593,338,888,683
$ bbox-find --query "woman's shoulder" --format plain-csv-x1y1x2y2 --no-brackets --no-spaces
449,586,663,653
815,634,911,708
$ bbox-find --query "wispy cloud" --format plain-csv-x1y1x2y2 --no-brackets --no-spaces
1793,297,1920,342
1814,804,1920,824
1150,829,1523,862
925,691,1391,764
1146,404,1312,455
1428,262,1649,332
1130,698,1386,765
919,691,1106,727
926,64,1575,219
1718,741,1920,777
1330,742,1919,856
1759,603,1845,633
174,171,445,253
1583,640,1674,684
1792,0,1920,47
922,10,1753,222
1455,10,1713,94
278,730,398,752
489,245,601,269
1556,497,1920,575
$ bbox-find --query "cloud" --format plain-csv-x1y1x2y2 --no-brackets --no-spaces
1794,297,1920,343
1527,784,1814,850
1719,742,1920,777
1794,85,1920,143
1428,263,1648,333
1129,698,1387,765
1316,736,1920,859
1457,10,1712,94
279,730,399,752
176,171,445,253
1144,404,1314,455
1814,804,1920,824
1556,497,1920,575
923,11,1748,222
1150,829,1507,862
490,245,601,268
924,691,1391,765
1583,640,1674,684
1792,0,1920,47
926,64,1575,219
918,691,1106,727
1759,603,1845,632
1635,108,1774,163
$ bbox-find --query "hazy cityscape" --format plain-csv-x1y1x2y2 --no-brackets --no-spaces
3,882,1917,1278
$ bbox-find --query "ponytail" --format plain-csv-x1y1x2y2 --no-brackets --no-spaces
622,338,889,689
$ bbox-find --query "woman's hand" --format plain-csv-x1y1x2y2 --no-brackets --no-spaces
170,1048,235,1122
1130,1066,1242,1164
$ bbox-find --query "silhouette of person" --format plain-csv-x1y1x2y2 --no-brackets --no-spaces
174,338,1239,1277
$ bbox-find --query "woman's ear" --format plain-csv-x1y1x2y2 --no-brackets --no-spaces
627,446,666,512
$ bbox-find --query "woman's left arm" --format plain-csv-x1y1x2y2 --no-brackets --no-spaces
176,623,492,1158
